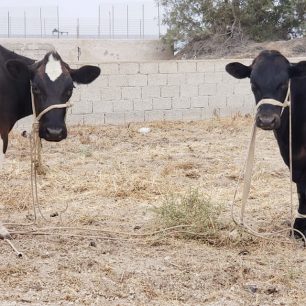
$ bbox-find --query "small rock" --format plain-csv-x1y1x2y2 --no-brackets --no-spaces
50,212,59,218
245,284,257,293
138,127,151,135
89,241,97,247
133,225,141,230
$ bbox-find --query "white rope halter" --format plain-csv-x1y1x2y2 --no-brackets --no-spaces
30,84,73,174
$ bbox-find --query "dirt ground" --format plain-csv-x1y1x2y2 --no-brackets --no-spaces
1,117,306,306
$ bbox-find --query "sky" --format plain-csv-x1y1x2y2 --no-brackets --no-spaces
0,0,164,37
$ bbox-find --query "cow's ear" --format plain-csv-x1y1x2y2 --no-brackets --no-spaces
289,61,306,78
70,65,100,84
225,62,251,79
6,60,31,80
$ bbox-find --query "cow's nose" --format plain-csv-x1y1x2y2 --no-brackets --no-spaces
46,127,64,140
256,114,280,130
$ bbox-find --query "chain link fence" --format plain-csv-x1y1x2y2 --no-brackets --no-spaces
0,3,166,39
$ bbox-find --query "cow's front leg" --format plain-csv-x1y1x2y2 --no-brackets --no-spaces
293,182,306,238
0,222,10,239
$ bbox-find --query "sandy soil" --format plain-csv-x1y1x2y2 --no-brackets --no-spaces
1,117,306,306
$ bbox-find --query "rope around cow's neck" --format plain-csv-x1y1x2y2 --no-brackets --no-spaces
231,81,306,243
29,85,73,222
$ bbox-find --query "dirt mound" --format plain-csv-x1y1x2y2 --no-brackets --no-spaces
176,36,306,59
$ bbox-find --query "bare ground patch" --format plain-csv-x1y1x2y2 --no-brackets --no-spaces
1,117,306,305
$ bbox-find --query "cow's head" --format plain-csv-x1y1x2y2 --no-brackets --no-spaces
5,52,100,141
226,50,306,130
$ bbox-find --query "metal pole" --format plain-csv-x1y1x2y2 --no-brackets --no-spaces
24,11,26,38
7,11,10,38
112,6,114,39
142,4,144,39
139,19,141,39
158,3,161,38
77,18,79,39
57,6,59,39
127,5,129,39
44,18,46,37
98,5,101,38
40,7,42,38
109,11,111,39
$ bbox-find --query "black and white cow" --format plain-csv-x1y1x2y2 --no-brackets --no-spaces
226,50,306,238
0,45,100,239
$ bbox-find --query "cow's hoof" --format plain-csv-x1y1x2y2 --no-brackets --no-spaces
293,218,306,240
0,224,11,240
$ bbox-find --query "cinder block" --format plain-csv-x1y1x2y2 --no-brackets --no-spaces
109,75,128,87
119,63,139,74
244,94,254,106
72,101,93,114
153,98,172,110
113,100,134,112
94,75,109,87
197,61,215,72
133,99,153,111
182,108,202,121
198,83,217,96
101,87,122,101
204,72,223,83
215,61,229,72
128,74,148,86
178,61,197,73
140,62,159,74
180,84,198,98
83,114,105,125
217,82,234,95
167,74,185,85
159,62,178,73
161,85,180,98
226,94,245,107
191,96,209,108
164,110,183,120
122,87,141,99
148,74,167,86
125,111,145,123
105,112,125,125
142,86,161,98
209,94,227,107
99,63,119,75
185,73,205,85
145,110,164,121
70,88,81,103
15,115,32,131
66,114,84,125
92,100,113,113
234,83,252,95
172,97,191,109
80,87,101,102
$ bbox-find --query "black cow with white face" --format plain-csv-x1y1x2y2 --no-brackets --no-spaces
226,50,306,238
0,45,100,239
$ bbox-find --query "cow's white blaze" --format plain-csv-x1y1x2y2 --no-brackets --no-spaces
45,54,62,82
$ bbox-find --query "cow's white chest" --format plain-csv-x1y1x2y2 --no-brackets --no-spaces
45,54,62,81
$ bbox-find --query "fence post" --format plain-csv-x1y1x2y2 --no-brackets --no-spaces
24,11,26,38
7,11,10,38
158,3,161,38
112,5,114,39
77,18,79,38
40,7,43,38
142,4,144,39
139,19,142,39
57,6,59,39
127,5,129,39
98,5,101,38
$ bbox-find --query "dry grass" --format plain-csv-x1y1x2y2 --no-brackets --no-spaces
0,116,305,305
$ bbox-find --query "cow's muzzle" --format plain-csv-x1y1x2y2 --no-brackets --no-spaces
255,112,281,130
40,126,67,142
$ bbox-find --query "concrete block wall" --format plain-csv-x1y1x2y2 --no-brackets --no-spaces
16,57,303,129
